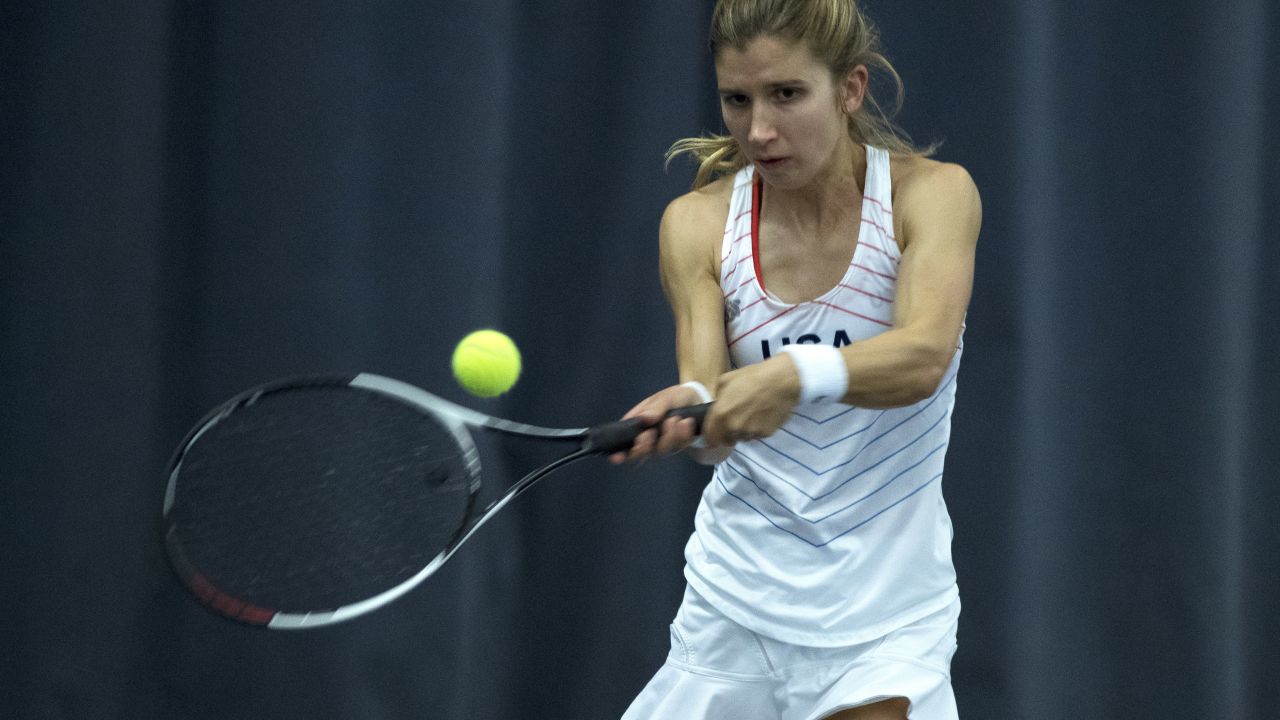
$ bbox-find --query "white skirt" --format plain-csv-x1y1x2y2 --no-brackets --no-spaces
622,585,960,720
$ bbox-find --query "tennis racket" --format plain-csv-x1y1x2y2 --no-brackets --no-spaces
162,373,706,629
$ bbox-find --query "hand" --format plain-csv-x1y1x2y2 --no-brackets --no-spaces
608,384,706,465
701,356,802,448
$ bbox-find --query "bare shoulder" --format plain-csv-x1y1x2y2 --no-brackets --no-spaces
891,155,980,209
660,174,736,270
889,155,982,247
662,174,735,237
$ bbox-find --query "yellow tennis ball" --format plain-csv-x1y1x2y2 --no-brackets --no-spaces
451,329,521,397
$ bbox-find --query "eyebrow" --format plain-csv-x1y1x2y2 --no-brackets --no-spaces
717,79,809,94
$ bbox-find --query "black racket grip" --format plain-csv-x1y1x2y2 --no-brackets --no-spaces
584,403,711,455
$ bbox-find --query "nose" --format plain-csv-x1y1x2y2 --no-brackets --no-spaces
747,107,776,145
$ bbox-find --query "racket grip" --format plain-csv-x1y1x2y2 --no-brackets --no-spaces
667,402,709,428
584,403,711,455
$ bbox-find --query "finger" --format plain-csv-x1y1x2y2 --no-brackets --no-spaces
620,394,669,422
654,416,693,455
700,406,731,448
701,424,730,449
626,427,658,463
679,416,699,444
621,406,661,425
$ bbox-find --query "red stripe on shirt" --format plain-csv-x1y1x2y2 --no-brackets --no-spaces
723,275,754,298
722,254,754,281
864,195,893,215
722,209,752,236
838,283,894,304
721,232,752,262
812,301,893,327
861,217,896,244
852,262,897,281
728,305,802,346
856,240,895,261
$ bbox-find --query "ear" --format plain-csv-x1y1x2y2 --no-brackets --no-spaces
841,65,870,115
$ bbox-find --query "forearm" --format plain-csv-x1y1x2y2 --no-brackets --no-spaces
677,364,732,466
836,328,956,408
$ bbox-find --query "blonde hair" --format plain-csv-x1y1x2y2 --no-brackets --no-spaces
668,0,934,188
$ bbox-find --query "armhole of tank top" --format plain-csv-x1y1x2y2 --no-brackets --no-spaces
864,146,900,257
720,167,755,284
864,146,889,210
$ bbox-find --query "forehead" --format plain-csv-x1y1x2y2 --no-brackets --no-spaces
714,35,828,88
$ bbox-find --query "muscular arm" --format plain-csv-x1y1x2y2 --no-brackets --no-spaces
836,161,981,407
661,190,735,464
661,193,732,391
610,184,734,465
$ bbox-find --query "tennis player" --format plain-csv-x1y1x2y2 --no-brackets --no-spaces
611,1,980,718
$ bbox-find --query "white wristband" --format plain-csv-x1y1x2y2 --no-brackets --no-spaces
780,344,848,404
680,380,713,403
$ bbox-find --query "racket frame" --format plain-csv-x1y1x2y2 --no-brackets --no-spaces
163,373,705,629
164,373,591,629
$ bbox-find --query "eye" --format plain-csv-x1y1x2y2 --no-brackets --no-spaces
776,87,802,102
721,93,749,108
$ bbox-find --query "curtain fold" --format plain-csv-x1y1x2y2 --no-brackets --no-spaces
1,2,1275,718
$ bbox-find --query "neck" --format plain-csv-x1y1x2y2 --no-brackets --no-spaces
762,140,867,231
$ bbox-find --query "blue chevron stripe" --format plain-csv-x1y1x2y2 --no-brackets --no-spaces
776,409,887,450
714,471,945,548
753,372,957,476
729,404,949,503
723,441,946,523
791,405,862,424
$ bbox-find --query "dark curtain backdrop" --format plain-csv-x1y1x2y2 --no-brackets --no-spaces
2,1,1276,718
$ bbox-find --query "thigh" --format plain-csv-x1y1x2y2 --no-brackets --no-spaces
822,697,909,720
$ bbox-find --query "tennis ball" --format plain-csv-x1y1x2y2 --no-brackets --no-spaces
451,329,521,398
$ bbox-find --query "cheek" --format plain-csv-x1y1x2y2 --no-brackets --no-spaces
792,108,845,154
715,105,743,142
723,111,750,142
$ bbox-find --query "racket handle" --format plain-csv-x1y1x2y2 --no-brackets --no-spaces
584,403,711,455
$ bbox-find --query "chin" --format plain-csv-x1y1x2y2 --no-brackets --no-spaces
756,163,811,190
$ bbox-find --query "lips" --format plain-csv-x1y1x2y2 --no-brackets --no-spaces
757,157,789,168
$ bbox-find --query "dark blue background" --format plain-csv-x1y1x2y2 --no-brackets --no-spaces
2,1,1276,718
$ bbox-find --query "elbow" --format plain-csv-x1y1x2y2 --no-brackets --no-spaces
898,373,941,406
902,343,954,404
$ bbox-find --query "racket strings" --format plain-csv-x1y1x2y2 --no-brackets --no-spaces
168,386,474,613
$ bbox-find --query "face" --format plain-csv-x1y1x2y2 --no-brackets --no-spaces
715,36,865,189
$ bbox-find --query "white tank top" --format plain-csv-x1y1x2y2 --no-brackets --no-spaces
683,146,962,646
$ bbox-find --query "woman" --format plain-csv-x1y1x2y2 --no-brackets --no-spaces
613,1,981,718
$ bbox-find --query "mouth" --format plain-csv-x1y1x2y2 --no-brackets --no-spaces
757,156,789,168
